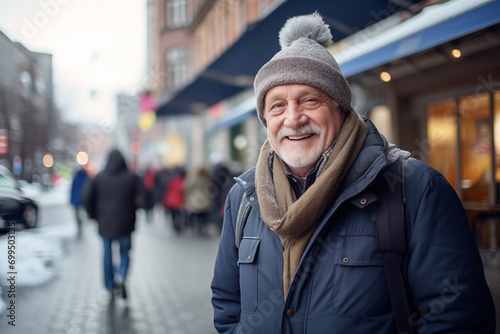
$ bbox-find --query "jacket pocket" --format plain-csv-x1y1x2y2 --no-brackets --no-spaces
237,237,260,313
334,235,392,317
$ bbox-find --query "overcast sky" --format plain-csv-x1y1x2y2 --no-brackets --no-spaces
0,0,148,125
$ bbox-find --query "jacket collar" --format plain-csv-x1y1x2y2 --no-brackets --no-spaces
234,166,256,195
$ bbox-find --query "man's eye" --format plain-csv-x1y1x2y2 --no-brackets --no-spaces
267,103,284,116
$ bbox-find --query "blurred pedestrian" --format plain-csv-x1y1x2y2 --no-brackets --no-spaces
41,172,51,192
185,166,214,235
210,152,235,231
163,167,186,233
70,166,89,236
83,149,143,299
152,167,168,216
142,167,155,221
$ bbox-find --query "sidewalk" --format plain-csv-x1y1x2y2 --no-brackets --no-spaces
482,253,500,333
1,184,500,333
0,197,220,334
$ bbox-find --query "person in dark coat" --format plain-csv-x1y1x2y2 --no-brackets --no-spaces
70,167,89,235
211,13,495,333
210,153,235,232
83,149,142,299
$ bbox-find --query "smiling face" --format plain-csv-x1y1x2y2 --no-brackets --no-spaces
265,84,345,178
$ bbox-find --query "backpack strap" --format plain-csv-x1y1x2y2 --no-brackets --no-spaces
376,158,413,334
235,194,251,249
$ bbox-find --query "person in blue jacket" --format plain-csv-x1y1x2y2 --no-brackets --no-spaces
211,12,496,333
70,166,89,235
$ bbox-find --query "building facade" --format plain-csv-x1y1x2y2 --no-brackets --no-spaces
149,0,500,234
0,30,56,180
148,0,283,171
333,0,500,230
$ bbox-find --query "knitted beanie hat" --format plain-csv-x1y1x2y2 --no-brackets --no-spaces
254,12,352,127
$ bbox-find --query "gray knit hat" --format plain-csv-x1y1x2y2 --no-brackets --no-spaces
254,12,352,127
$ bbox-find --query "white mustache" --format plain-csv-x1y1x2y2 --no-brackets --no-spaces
277,124,322,141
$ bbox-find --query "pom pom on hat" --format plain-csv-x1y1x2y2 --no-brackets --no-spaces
279,12,333,49
254,12,352,127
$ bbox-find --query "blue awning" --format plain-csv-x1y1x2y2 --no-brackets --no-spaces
205,96,257,134
156,0,427,117
339,1,500,77
205,109,257,135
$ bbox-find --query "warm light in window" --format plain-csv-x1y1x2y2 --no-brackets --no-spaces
380,71,391,82
451,49,461,58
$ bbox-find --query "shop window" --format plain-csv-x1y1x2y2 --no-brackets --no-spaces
427,99,458,188
494,91,500,202
428,92,499,205
369,105,393,143
459,92,491,204
230,123,245,168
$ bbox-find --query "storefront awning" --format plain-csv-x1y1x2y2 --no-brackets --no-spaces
205,97,257,134
339,0,500,77
156,0,427,117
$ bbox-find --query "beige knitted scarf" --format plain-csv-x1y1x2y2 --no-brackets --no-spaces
255,111,368,299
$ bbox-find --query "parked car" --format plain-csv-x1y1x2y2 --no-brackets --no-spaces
0,166,38,231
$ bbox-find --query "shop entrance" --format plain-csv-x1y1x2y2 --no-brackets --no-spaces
427,90,500,250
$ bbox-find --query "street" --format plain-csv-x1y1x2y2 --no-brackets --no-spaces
0,183,220,334
2,183,500,333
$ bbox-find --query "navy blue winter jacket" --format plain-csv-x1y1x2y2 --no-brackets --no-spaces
211,120,495,333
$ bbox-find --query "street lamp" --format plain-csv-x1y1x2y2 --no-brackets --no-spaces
42,154,54,168
76,151,89,166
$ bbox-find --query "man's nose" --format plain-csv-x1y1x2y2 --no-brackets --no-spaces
283,103,307,128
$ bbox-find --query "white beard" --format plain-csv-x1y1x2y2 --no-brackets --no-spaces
272,123,324,170
277,141,324,170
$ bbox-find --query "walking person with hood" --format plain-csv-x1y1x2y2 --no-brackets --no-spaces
211,12,495,333
84,149,143,299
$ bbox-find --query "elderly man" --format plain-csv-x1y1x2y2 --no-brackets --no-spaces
211,13,495,333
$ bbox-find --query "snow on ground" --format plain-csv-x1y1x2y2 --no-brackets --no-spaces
26,180,71,207
0,287,4,312
0,182,74,314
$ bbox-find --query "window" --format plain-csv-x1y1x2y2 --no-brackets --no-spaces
493,91,500,202
427,90,500,205
0,175,16,189
427,99,458,188
459,93,491,203
167,0,189,28
167,48,189,90
237,0,246,32
258,0,268,14
369,105,393,143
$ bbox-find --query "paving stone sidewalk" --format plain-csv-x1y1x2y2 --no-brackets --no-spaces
2,191,500,333
1,209,220,334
